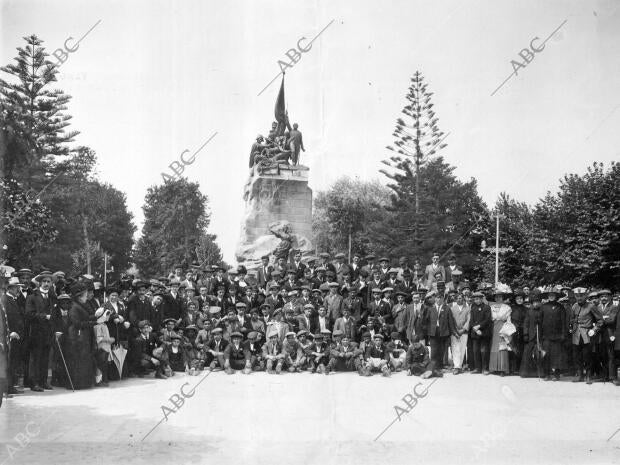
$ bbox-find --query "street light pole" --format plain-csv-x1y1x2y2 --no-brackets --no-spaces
495,214,500,286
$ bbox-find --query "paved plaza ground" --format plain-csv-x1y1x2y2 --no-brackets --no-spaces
1,370,619,464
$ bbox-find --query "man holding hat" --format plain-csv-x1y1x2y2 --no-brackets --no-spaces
570,288,604,384
243,331,265,371
26,271,56,391
282,331,305,372
306,331,330,373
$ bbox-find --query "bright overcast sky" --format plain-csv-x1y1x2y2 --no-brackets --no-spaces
2,0,619,263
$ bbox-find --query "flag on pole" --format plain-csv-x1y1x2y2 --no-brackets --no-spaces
274,75,286,127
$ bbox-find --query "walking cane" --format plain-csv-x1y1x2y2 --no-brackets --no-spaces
55,333,75,392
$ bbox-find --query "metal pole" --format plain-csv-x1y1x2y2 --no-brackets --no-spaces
55,334,75,392
495,214,500,286
103,253,107,302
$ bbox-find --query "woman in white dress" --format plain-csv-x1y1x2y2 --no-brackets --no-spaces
488,288,512,376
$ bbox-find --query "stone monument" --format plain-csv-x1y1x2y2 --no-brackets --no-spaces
235,77,313,270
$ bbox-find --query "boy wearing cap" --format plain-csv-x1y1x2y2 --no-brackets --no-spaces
405,335,439,378
328,335,361,373
130,321,166,378
282,332,305,372
362,333,391,377
243,331,265,371
386,332,408,371
205,328,229,371
224,332,251,374
333,307,357,341
263,330,285,374
306,332,330,374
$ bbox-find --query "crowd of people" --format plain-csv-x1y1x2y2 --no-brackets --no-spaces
1,250,619,400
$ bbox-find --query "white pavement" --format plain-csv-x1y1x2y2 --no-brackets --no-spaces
1,371,619,465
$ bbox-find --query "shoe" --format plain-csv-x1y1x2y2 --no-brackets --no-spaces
586,375,592,385
155,373,166,379
473,369,482,374
95,381,109,387
613,379,620,386
553,372,560,381
453,368,461,375
43,384,53,390
406,370,413,376
225,367,234,375
267,369,275,374
483,370,490,375
500,372,505,377
421,371,432,379
573,376,583,382
8,387,24,395
544,375,552,381
31,385,44,392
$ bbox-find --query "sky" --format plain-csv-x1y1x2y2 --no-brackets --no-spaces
2,0,620,263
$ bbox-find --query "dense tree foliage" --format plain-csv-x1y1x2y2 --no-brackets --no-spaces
134,178,222,277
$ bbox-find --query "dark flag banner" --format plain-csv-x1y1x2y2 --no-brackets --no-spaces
274,75,291,136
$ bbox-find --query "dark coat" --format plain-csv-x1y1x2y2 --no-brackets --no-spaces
523,307,542,343
26,289,57,347
469,303,492,339
540,301,567,341
423,303,455,338
127,294,152,326
66,300,97,389
1,294,24,336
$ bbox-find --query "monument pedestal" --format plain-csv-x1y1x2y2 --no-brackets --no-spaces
236,164,313,270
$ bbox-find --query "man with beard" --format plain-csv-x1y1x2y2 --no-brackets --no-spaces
26,271,57,391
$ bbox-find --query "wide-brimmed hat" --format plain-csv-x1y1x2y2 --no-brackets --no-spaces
69,282,88,297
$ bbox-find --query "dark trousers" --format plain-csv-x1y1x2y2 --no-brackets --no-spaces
598,339,616,380
573,342,592,375
30,344,51,387
429,335,450,369
509,333,523,374
471,338,490,372
8,340,23,388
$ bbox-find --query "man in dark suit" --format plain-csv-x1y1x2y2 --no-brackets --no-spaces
127,281,153,335
257,255,273,292
26,271,57,391
423,292,455,371
469,292,492,373
444,254,461,282
1,278,26,394
311,306,332,334
297,304,314,332
289,250,306,280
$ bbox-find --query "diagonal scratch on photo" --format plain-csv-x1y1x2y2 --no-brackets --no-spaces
1,1,619,465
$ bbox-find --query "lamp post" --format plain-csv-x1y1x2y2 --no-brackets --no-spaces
481,213,511,286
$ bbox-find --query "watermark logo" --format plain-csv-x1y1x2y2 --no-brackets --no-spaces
491,19,567,96
0,421,41,465
257,20,335,97
161,132,218,182
374,378,438,441
51,20,102,69
141,371,212,441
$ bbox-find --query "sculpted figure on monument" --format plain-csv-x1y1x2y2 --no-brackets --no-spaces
269,221,293,260
288,123,305,166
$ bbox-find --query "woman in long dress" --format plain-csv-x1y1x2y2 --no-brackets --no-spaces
489,290,512,376
65,282,98,389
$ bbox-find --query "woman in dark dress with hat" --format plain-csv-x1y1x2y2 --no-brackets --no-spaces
65,282,98,389
520,289,543,377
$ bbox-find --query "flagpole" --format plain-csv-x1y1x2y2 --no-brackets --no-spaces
104,253,108,301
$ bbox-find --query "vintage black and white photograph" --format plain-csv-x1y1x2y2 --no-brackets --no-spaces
1,1,619,464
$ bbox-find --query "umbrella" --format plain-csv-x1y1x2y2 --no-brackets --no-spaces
111,344,128,378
